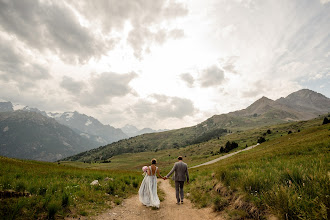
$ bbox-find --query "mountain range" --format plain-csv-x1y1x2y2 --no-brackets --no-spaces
0,111,96,161
62,89,330,162
0,89,329,162
0,103,165,161
121,124,168,137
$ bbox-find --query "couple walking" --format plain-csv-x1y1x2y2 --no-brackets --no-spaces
138,156,189,208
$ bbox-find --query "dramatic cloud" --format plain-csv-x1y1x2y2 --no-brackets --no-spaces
0,39,50,87
60,72,138,107
0,0,109,64
60,76,85,94
69,0,188,59
180,73,194,87
129,94,195,120
199,65,225,88
0,0,329,130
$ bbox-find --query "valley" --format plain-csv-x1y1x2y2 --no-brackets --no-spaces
0,89,329,219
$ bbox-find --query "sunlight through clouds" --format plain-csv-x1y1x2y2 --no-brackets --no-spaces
0,0,329,129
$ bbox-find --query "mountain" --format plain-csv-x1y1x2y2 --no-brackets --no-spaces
48,111,128,145
0,101,14,112
0,111,97,161
17,106,128,145
275,89,330,117
121,124,169,137
62,89,330,162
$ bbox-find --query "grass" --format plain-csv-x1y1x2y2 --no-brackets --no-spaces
1,116,328,219
186,120,330,219
0,157,143,219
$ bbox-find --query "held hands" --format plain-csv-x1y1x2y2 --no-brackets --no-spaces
163,176,167,180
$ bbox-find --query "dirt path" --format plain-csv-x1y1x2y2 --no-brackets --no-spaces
93,179,224,220
190,144,258,169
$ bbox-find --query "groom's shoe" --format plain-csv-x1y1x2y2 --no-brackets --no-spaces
176,201,180,205
181,201,183,204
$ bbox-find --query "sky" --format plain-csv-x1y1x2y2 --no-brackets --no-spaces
0,0,329,130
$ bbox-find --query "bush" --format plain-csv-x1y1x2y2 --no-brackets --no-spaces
322,117,329,125
257,137,266,144
220,141,239,153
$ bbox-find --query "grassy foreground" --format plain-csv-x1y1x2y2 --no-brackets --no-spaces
0,158,143,219
186,121,330,219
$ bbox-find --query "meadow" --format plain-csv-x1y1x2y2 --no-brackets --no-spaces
0,157,143,219
186,120,330,219
1,117,329,219
62,116,329,219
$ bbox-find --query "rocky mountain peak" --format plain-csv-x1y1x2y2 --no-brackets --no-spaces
0,101,14,112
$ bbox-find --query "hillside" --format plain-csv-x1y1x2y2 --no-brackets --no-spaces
61,116,330,219
0,111,97,161
62,89,330,162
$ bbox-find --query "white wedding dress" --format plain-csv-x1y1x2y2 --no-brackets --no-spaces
138,166,160,208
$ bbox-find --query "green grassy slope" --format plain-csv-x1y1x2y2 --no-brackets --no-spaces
62,116,325,172
62,105,314,163
0,157,143,219
186,119,330,219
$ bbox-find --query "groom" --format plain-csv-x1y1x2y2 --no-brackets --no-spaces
164,156,189,205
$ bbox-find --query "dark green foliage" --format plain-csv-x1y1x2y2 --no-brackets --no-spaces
257,137,266,144
267,129,272,134
322,117,329,125
288,130,292,134
220,141,239,153
61,192,69,207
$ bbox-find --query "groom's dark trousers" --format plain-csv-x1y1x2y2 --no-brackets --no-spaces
175,181,184,203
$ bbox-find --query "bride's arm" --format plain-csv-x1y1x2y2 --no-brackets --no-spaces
156,168,163,179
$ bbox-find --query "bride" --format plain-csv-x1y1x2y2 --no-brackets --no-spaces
139,158,164,208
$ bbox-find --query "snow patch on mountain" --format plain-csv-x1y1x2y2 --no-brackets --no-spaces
85,119,92,126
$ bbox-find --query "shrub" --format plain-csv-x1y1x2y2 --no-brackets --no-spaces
62,192,69,207
257,137,266,144
213,196,229,211
48,202,60,219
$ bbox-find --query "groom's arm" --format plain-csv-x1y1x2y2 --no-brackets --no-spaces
166,163,176,178
186,165,190,183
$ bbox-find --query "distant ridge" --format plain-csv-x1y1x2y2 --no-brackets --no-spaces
62,89,330,162
0,111,96,161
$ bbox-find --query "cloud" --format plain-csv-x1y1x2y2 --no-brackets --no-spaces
60,76,85,94
320,0,330,4
199,65,225,88
127,27,186,59
70,0,188,59
129,94,196,120
0,0,111,64
180,73,194,87
60,72,138,107
0,39,50,87
220,56,239,74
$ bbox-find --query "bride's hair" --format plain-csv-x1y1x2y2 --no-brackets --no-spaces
151,158,157,164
